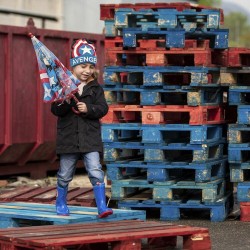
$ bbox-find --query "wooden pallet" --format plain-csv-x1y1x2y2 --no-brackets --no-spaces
101,104,227,125
111,178,226,203
228,124,250,144
240,202,250,221
100,2,224,21
0,186,97,207
230,163,250,182
104,86,224,106
236,182,250,202
237,105,250,125
118,193,234,222
102,123,224,144
121,28,227,49
0,220,211,250
103,65,221,88
218,48,250,67
228,143,250,164
104,142,225,163
0,202,146,228
105,37,211,50
107,157,227,183
105,47,214,67
228,87,250,105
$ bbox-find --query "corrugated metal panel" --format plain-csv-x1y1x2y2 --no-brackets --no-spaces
0,19,104,173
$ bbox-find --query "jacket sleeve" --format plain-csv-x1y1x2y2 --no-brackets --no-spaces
83,86,109,119
51,101,72,117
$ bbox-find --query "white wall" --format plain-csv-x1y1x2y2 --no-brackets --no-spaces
63,0,184,34
0,0,63,29
0,0,185,34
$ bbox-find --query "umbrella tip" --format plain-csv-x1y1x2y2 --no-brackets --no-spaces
28,32,34,38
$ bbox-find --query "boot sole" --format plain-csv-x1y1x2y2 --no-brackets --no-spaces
98,210,113,218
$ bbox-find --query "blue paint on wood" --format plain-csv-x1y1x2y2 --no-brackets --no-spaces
0,202,146,228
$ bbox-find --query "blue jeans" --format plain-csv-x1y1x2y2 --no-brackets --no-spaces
57,152,104,187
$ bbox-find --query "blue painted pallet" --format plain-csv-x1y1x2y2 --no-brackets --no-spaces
111,178,226,202
228,87,250,105
118,193,234,222
106,157,227,183
123,28,186,48
228,124,250,144
115,8,221,29
237,105,250,125
102,123,224,144
0,202,146,228
230,163,250,182
237,182,250,202
104,86,223,106
104,66,221,87
105,8,222,38
228,143,250,163
122,27,228,49
104,141,224,163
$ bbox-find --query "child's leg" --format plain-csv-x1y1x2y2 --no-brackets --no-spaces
56,153,79,215
57,153,79,187
82,151,104,186
83,152,113,218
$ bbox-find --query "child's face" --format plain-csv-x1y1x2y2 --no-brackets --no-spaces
72,63,95,82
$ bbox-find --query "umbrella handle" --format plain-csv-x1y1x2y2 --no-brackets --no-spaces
72,107,81,114
71,94,81,115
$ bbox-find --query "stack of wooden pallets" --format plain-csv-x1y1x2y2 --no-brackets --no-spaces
227,69,250,221
100,2,237,222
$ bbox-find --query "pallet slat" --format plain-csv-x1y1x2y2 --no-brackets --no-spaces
0,186,95,206
0,220,211,250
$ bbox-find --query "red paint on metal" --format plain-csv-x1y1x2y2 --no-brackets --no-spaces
0,19,104,174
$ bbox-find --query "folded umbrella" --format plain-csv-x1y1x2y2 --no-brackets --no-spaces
29,33,80,113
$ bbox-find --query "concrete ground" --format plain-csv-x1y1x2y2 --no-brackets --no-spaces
140,201,250,250
174,218,250,250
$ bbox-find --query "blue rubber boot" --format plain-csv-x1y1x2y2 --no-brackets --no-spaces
93,183,113,218
56,186,69,216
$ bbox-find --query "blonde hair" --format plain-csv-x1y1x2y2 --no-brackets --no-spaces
93,69,99,79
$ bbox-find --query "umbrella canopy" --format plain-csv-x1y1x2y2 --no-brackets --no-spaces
29,33,80,103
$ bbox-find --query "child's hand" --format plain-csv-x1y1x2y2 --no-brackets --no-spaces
76,102,88,113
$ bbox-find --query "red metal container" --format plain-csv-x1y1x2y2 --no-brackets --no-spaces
0,19,104,178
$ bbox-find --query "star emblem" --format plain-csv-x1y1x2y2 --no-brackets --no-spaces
43,84,52,99
80,46,92,55
49,76,57,87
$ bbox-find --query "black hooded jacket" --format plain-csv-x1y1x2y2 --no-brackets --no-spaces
51,79,108,154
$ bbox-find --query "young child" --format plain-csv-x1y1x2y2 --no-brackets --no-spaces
51,39,113,218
